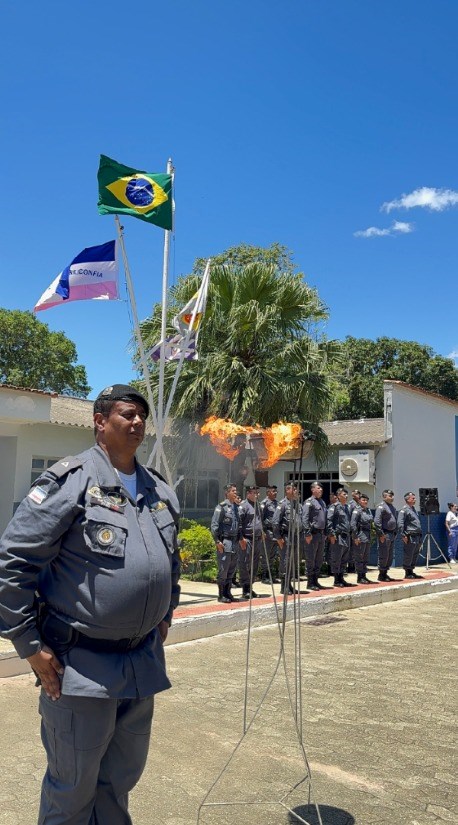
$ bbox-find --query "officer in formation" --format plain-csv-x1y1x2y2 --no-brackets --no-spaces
397,491,423,579
0,384,181,825
350,492,373,583
374,489,397,581
326,486,353,587
211,483,241,603
272,482,305,594
238,485,264,599
259,484,280,583
347,489,361,573
302,481,327,590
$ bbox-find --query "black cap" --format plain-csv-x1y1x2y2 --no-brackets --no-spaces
246,485,259,492
94,384,149,416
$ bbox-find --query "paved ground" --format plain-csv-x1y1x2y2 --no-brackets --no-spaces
0,590,456,824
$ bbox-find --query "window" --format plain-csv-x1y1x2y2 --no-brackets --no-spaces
176,470,221,511
287,471,340,505
31,457,61,486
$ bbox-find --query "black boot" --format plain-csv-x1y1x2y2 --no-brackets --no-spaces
333,575,344,588
410,570,423,579
224,583,236,602
340,574,353,587
306,576,319,591
404,569,415,579
217,584,231,603
357,575,370,584
378,571,388,582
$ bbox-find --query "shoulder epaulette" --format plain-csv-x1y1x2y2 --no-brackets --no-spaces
47,456,83,479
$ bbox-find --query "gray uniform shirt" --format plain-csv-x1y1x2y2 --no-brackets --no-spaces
351,506,374,540
260,497,277,534
239,499,263,537
272,498,304,539
0,445,180,699
302,497,327,535
398,505,422,536
210,499,240,541
374,501,398,535
326,503,351,536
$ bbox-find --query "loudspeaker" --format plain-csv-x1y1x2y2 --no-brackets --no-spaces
419,487,440,516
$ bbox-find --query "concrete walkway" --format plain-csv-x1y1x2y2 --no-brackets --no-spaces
1,589,457,824
1,564,456,677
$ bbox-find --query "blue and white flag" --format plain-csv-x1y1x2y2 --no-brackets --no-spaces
34,240,119,312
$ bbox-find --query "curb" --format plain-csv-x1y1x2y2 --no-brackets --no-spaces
166,574,458,645
1,575,457,678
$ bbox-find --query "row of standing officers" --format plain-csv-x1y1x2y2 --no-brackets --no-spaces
211,482,424,603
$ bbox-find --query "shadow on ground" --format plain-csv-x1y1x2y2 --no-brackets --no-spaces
289,804,355,824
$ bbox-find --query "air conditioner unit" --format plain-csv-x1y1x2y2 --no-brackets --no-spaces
339,449,375,484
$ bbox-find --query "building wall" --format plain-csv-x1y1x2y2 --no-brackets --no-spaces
388,383,458,511
0,437,18,533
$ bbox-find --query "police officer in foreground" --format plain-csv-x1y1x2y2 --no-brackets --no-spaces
374,489,398,581
326,486,353,587
259,484,280,583
0,384,180,825
350,493,373,583
398,491,424,579
272,482,305,594
211,483,241,603
302,481,327,590
238,485,263,599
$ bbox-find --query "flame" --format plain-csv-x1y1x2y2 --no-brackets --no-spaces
200,417,303,467
261,422,303,467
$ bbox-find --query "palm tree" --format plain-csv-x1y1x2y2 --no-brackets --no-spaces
138,253,341,463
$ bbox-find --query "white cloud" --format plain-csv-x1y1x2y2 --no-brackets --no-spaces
448,350,458,364
354,221,414,238
382,186,458,213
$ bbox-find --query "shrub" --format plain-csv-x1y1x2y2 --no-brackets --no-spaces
178,522,217,581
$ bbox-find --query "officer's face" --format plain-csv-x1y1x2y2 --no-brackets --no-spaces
226,487,238,503
267,489,277,500
95,401,146,454
406,493,416,506
337,490,348,504
383,492,394,503
311,486,323,499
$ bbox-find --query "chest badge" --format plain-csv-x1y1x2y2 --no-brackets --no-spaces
97,527,115,546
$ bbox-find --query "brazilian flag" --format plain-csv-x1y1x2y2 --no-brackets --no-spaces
97,154,173,230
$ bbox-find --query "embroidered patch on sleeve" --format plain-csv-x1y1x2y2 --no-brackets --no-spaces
28,486,48,505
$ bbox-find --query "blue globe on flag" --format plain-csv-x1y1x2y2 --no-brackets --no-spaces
125,177,154,207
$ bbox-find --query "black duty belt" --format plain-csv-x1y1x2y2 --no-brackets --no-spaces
243,533,262,539
311,528,325,533
39,610,150,655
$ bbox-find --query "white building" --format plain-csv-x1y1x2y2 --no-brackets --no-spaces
0,381,456,544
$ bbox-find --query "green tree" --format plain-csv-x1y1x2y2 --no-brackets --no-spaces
0,309,90,396
333,337,458,419
138,245,342,460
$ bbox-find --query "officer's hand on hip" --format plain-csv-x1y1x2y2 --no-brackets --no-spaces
216,541,224,553
305,535,312,545
277,538,285,548
354,538,360,545
239,538,247,550
157,620,169,643
402,535,408,544
329,536,336,544
27,645,64,701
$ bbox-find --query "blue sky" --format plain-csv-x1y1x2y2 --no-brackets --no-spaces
1,1,457,398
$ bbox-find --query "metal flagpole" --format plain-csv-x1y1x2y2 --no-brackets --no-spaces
114,216,173,485
146,260,211,469
155,157,174,475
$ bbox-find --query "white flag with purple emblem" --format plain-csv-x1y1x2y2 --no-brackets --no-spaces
34,240,119,312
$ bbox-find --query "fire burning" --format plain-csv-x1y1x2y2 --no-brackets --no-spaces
200,417,304,468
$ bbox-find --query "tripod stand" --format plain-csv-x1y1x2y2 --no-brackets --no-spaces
419,514,451,570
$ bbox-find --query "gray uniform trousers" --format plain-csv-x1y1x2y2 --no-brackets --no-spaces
377,533,396,572
38,691,154,825
354,537,370,576
216,538,239,586
239,536,263,587
260,532,278,575
330,535,350,576
403,536,422,570
304,532,325,578
279,535,305,579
